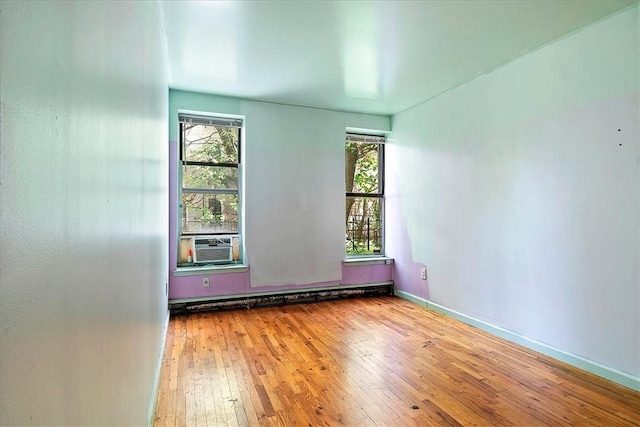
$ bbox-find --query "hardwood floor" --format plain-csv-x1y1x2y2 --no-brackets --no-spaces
153,296,640,426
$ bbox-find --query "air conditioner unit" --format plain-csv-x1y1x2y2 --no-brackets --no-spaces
192,235,234,263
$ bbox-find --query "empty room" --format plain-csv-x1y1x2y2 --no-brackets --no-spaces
1,0,639,426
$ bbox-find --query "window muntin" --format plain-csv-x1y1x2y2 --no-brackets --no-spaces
179,114,242,265
345,133,384,256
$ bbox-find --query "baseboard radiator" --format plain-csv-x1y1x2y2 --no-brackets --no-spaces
170,283,393,315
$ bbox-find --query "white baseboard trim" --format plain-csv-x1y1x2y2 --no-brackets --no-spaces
146,310,170,427
394,289,640,392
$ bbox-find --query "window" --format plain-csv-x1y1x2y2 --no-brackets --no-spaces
345,133,384,256
179,113,242,265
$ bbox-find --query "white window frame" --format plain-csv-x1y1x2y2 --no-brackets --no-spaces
345,132,385,257
177,112,244,266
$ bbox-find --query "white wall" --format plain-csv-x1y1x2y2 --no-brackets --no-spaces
388,5,639,377
0,1,168,425
169,91,390,288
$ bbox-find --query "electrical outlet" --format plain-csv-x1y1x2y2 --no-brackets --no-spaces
202,277,210,287
420,267,427,280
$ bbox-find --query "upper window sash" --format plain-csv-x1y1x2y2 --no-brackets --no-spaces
180,122,241,165
345,134,385,196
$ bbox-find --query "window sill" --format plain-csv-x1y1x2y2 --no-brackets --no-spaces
343,257,393,266
173,264,249,277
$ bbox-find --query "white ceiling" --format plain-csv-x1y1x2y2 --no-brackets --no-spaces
159,0,635,115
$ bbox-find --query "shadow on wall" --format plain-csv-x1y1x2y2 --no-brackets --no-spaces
388,200,430,301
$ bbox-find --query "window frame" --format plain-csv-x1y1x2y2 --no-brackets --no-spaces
178,113,244,266
345,132,385,257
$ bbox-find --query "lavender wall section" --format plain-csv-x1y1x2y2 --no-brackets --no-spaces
169,263,392,300
387,5,639,378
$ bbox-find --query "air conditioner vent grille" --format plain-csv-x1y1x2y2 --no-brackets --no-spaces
193,235,234,263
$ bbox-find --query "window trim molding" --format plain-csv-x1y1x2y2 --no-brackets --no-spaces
177,112,245,266
172,264,249,277
345,132,386,257
343,257,393,266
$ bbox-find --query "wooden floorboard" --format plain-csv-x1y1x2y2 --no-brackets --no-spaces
153,296,640,426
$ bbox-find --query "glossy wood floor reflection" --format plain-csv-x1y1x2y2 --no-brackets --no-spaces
153,297,640,426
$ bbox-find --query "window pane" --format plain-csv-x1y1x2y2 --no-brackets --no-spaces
182,193,239,234
346,196,382,255
183,123,239,164
182,165,238,190
345,141,380,194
